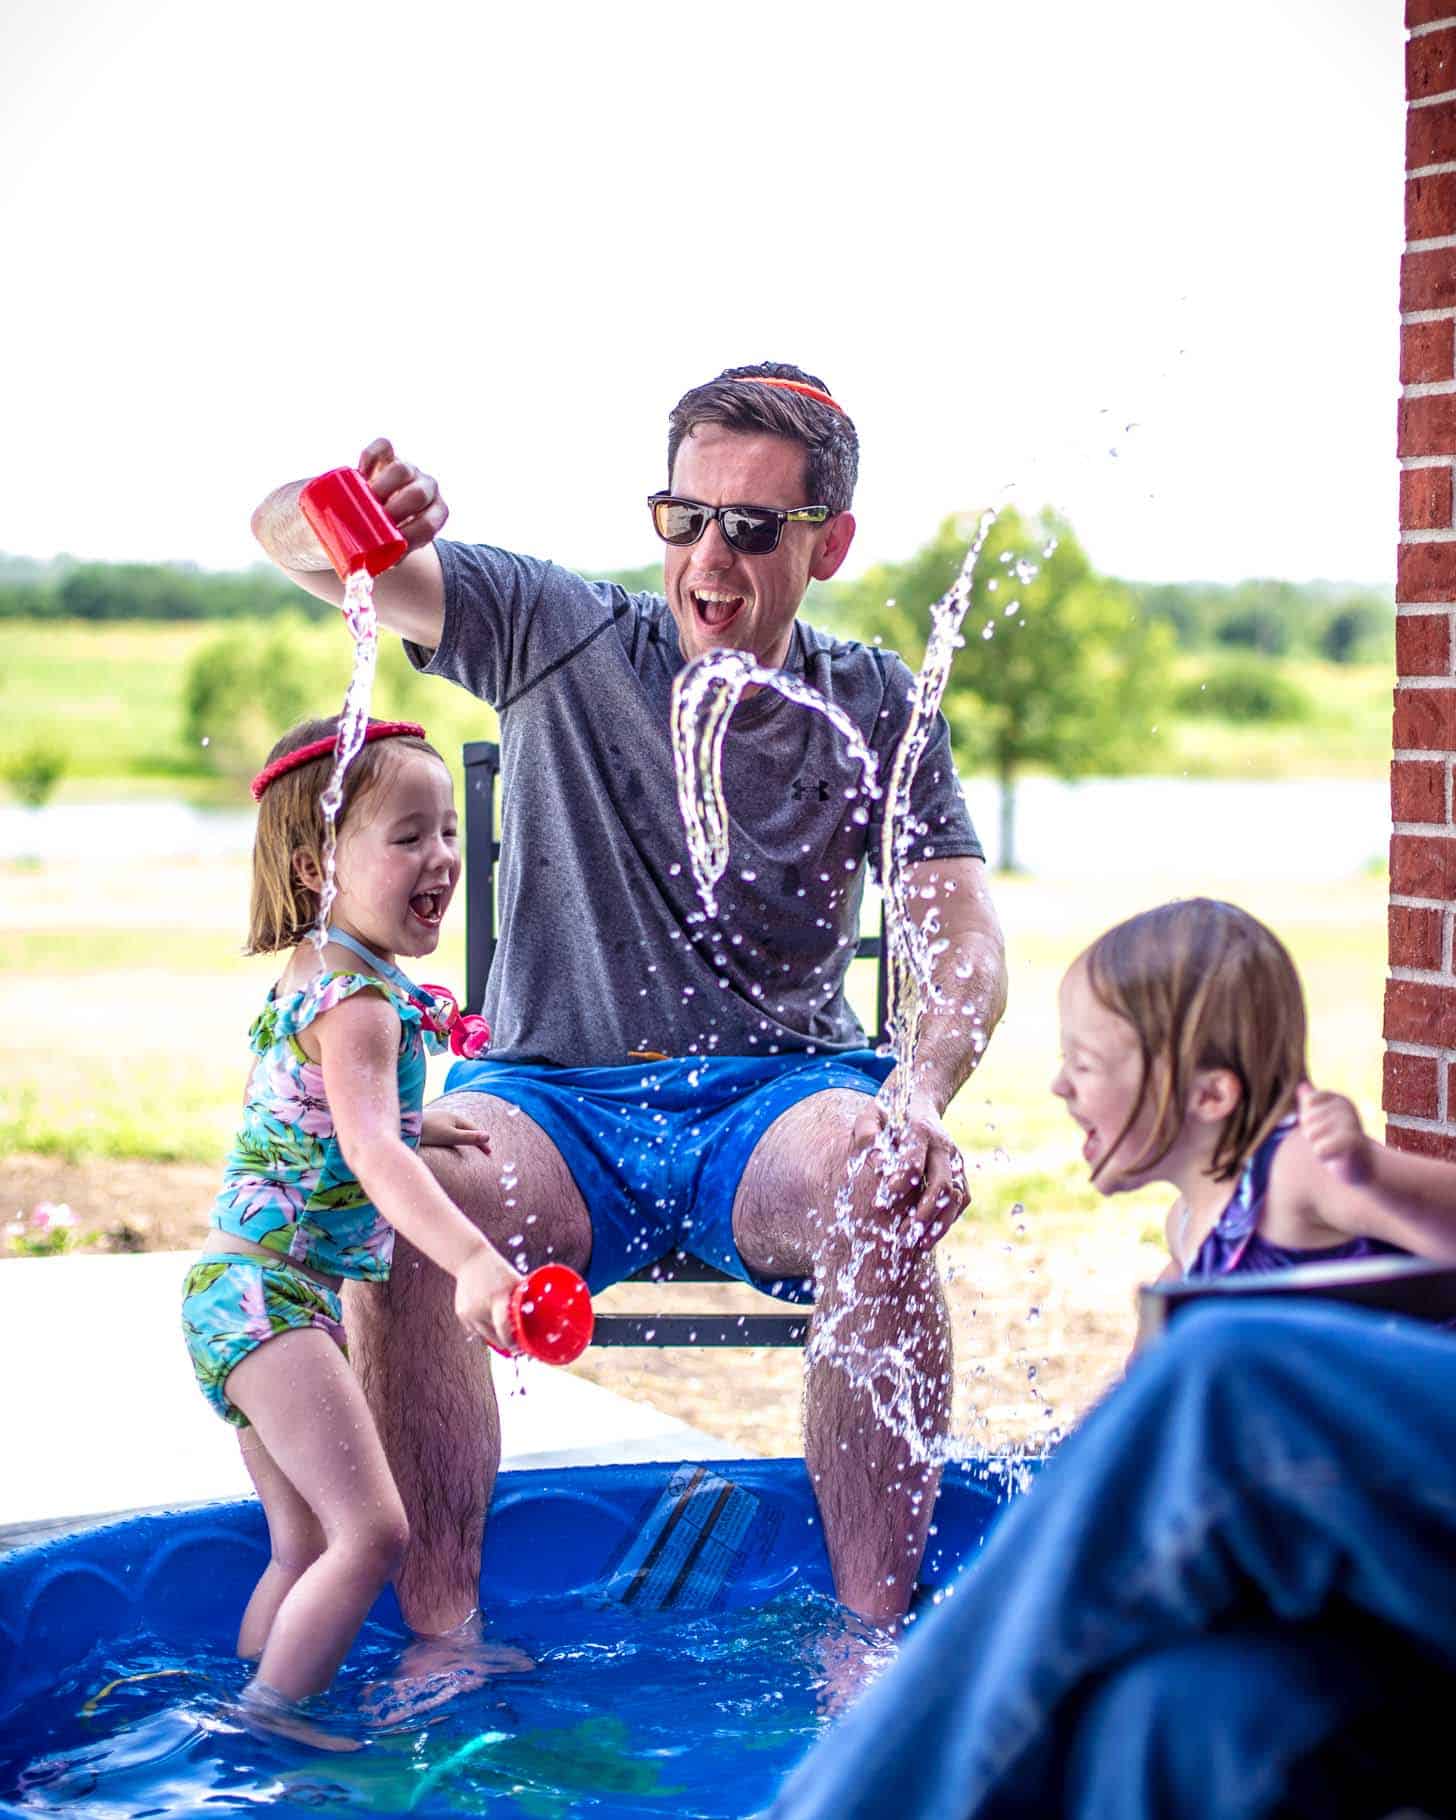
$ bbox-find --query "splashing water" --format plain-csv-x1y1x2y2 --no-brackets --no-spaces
670,654,881,924
873,507,997,1135
312,568,379,948
671,511,998,1134
669,513,1002,1467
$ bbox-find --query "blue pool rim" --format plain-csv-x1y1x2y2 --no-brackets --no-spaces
0,1455,1019,1721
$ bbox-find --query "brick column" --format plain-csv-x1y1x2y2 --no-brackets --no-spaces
1387,3,1456,1155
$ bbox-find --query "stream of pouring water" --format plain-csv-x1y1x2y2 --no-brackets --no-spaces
673,510,997,1114
670,512,1000,1464
671,662,883,921
312,569,379,948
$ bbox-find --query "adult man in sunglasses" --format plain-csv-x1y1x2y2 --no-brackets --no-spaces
252,362,1006,1677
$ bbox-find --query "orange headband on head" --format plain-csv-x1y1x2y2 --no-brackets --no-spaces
251,721,427,801
738,376,848,417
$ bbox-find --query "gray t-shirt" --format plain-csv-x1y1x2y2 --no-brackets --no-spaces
407,539,982,1066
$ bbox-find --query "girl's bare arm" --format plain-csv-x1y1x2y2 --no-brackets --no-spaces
1276,1084,1456,1261
314,992,521,1340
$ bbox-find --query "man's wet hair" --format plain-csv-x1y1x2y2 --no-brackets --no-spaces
667,361,859,514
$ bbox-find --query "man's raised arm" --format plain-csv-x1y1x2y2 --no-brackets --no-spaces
902,854,1007,1114
250,437,448,653
851,854,1007,1240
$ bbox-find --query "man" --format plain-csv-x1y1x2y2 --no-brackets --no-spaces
252,361,1006,1660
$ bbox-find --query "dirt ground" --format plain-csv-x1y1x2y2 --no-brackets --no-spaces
2,1151,1154,1457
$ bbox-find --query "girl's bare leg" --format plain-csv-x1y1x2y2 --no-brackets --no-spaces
235,1431,326,1660
225,1327,409,1703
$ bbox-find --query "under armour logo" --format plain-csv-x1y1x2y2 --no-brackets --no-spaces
791,778,832,802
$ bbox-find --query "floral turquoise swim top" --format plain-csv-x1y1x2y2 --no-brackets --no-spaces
208,971,444,1281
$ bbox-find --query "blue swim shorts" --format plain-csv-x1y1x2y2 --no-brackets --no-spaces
181,1253,349,1427
439,1050,895,1302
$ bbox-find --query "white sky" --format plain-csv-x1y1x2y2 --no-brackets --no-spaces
2,0,1402,585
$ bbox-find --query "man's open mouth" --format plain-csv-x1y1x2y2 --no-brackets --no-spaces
691,588,745,630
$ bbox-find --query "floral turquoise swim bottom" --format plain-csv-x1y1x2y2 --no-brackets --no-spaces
181,1253,348,1428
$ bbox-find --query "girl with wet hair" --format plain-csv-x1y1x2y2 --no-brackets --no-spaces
1052,897,1456,1280
181,716,525,1744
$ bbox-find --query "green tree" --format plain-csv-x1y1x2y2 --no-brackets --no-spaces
4,744,66,809
182,615,324,779
1174,654,1311,723
838,508,1175,871
1318,592,1391,664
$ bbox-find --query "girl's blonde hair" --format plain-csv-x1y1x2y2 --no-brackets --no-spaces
247,717,444,954
1081,898,1307,1184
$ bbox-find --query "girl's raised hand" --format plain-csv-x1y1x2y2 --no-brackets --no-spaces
1297,1082,1373,1188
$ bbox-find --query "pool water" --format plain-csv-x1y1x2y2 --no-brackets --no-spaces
1,1591,884,1818
0,1460,1010,1819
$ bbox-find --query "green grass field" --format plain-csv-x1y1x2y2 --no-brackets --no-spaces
0,621,1392,800
1,612,1395,1259
0,619,498,800
1,853,1389,1269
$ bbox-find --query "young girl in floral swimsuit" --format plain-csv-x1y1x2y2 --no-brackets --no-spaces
181,716,523,1740
1052,897,1456,1281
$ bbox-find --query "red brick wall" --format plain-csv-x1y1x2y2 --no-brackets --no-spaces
1388,3,1456,1157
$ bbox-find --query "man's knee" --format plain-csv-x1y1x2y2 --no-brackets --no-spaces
737,1091,951,1303
420,1129,496,1216
417,1092,592,1272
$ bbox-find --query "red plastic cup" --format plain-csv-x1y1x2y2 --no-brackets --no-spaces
300,467,408,581
506,1263,594,1364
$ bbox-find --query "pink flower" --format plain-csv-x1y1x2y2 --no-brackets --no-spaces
31,1201,75,1233
227,1176,307,1225
260,1058,334,1139
358,1223,395,1268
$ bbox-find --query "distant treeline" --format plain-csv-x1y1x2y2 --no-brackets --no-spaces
0,552,666,624
0,553,304,622
0,550,1392,662
1119,577,1392,664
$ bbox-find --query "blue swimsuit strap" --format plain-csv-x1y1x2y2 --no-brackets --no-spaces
321,926,433,1008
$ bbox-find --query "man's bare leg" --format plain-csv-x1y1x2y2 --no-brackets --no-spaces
345,1091,592,1637
732,1090,951,1627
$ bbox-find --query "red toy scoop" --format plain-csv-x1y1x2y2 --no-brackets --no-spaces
300,467,408,581
506,1264,594,1364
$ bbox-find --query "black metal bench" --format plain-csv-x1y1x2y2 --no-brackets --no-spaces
462,738,887,1346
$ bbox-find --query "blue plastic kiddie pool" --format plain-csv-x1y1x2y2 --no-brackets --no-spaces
0,1457,1016,1818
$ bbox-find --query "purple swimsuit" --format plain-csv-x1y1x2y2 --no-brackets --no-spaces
1185,1117,1408,1279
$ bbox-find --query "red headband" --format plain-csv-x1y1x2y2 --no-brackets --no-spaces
251,721,427,801
739,376,848,417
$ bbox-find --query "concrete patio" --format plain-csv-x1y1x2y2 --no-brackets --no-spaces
0,1251,736,1549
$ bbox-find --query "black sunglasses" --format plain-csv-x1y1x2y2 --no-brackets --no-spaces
647,492,832,556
